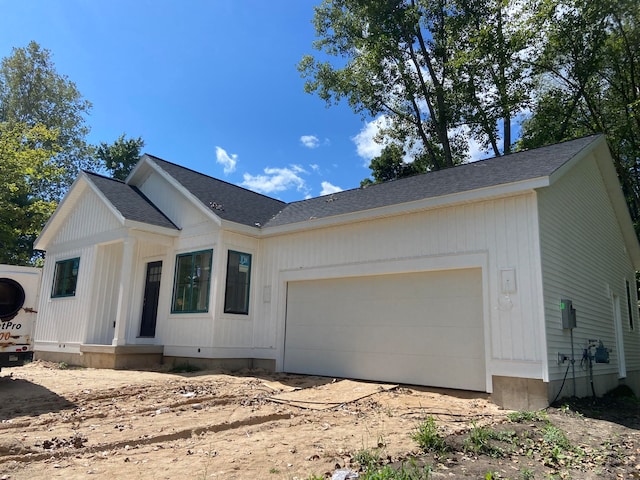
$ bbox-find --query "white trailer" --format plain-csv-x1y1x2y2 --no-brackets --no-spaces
0,265,41,369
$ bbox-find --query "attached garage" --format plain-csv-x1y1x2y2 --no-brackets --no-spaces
283,268,486,391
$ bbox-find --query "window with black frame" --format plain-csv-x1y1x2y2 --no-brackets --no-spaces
51,257,80,298
224,250,251,314
171,250,212,313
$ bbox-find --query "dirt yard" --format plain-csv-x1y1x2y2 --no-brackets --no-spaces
0,361,639,479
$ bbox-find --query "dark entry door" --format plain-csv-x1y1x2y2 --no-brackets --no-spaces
140,261,162,337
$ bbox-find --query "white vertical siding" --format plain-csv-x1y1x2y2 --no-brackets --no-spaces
538,153,639,382
35,245,96,348
158,226,219,351
138,172,209,228
84,242,123,344
257,193,545,376
35,184,126,350
52,187,121,246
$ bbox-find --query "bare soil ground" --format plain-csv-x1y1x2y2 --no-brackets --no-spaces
0,361,639,480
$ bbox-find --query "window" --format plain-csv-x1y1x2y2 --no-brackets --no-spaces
224,250,251,314
171,250,212,313
52,257,80,298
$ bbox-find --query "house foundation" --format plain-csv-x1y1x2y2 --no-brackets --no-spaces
491,376,549,410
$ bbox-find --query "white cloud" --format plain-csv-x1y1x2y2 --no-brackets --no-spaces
467,137,488,162
310,163,320,172
352,116,390,165
241,165,308,195
215,146,237,174
320,181,343,196
300,135,320,149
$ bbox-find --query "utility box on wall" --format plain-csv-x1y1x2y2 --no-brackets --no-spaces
560,299,577,329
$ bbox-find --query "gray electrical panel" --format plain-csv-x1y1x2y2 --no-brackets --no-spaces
560,299,576,329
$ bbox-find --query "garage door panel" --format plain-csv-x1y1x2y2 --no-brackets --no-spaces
284,268,485,391
285,346,485,391
286,324,483,358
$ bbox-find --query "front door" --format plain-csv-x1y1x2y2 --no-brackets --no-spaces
140,261,162,337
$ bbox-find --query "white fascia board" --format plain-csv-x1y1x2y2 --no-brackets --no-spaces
124,154,148,183
35,173,92,251
547,135,605,186
123,220,181,237
261,177,550,237
143,158,223,227
83,175,128,225
219,219,262,237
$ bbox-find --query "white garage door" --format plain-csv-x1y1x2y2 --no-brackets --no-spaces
284,268,485,391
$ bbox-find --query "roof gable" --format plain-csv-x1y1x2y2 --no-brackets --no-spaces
144,155,286,228
84,172,179,230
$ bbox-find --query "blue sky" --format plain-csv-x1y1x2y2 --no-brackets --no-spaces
1,1,497,202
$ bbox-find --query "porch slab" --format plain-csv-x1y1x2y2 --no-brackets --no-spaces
79,344,164,369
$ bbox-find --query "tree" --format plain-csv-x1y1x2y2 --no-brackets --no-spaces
299,0,533,175
519,0,640,227
0,122,62,264
450,0,534,156
96,134,145,181
299,0,462,171
361,143,426,186
0,41,96,199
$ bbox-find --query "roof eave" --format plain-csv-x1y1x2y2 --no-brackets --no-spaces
140,157,223,227
262,177,550,236
220,219,262,237
35,173,124,251
123,219,181,237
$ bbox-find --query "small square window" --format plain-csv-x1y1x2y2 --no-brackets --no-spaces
171,250,212,313
51,257,80,298
224,250,251,315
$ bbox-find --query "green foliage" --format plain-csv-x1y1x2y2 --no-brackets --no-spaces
411,416,447,453
301,0,534,180
0,41,97,199
355,447,383,469
0,122,62,264
363,143,426,185
507,410,548,423
540,424,583,468
541,425,571,450
96,133,145,180
0,41,97,263
362,461,432,480
463,423,516,458
519,468,535,480
519,0,640,229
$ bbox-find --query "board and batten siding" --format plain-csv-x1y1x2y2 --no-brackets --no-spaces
51,184,123,247
35,245,96,352
138,170,209,229
36,185,126,351
258,193,547,380
538,152,640,386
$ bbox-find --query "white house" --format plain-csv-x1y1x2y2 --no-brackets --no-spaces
33,135,640,409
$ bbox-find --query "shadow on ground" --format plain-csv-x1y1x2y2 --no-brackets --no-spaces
0,375,76,419
551,385,640,430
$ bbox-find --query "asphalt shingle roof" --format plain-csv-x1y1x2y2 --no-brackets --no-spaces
85,172,179,230
88,135,600,232
264,135,602,227
147,156,287,227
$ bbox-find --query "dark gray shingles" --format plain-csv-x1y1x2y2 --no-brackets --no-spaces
85,172,179,230
147,156,287,227
264,135,602,227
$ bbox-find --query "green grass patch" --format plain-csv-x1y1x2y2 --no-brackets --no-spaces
411,416,447,453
